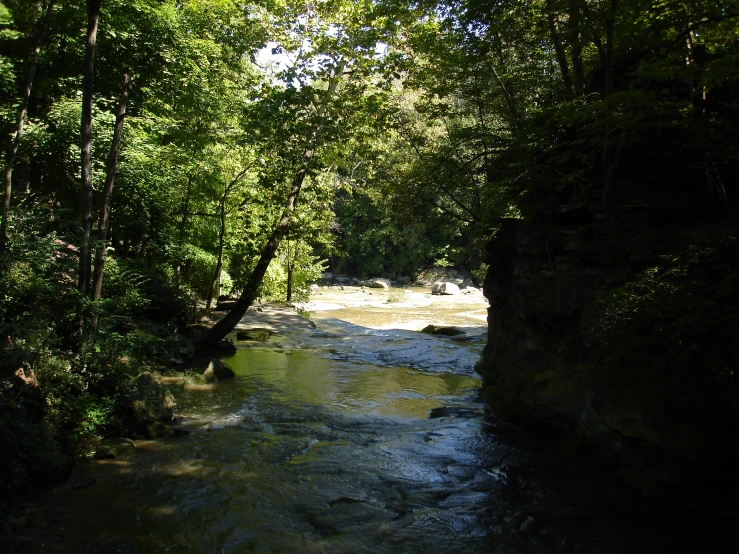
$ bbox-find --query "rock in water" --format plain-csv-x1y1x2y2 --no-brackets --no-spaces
421,324,465,336
236,328,273,341
361,278,391,289
202,358,235,383
431,281,460,295
96,437,136,459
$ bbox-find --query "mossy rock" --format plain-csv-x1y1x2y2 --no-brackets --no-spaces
201,359,235,383
236,328,273,342
421,324,465,336
96,437,136,459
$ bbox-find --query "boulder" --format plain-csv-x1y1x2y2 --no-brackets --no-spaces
316,272,334,286
431,281,460,295
201,358,235,383
364,278,391,289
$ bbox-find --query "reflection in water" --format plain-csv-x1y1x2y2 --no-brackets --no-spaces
217,347,480,420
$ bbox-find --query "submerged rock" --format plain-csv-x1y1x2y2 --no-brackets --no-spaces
236,328,273,342
421,324,465,336
96,437,136,459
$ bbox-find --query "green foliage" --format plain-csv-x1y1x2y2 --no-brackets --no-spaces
471,262,489,285
258,240,327,303
0,205,78,351
591,238,739,423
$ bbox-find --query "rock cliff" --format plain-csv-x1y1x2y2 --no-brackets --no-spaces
478,204,737,490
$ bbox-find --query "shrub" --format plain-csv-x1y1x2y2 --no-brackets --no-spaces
590,237,739,425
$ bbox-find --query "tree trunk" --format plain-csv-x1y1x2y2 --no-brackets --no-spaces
286,231,293,303
206,190,227,310
192,164,310,350
547,1,573,98
192,60,346,351
78,0,101,305
89,73,132,335
175,176,192,288
1,0,55,244
569,1,585,96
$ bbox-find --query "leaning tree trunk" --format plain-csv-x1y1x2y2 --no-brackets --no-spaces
89,73,132,335
1,0,55,244
78,0,101,307
192,60,346,351
192,164,310,350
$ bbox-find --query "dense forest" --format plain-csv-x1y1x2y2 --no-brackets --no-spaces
1,0,738,512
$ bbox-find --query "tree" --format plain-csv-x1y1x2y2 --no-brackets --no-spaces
89,72,131,334
1,0,54,244
77,0,101,308
193,0,393,349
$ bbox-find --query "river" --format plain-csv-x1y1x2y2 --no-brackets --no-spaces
5,287,674,553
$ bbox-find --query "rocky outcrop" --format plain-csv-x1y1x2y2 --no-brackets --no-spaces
478,212,736,489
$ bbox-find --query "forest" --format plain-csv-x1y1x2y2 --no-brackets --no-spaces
1,0,738,529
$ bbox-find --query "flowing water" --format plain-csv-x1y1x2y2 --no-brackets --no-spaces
5,288,671,553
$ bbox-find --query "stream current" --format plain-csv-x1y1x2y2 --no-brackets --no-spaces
7,288,671,553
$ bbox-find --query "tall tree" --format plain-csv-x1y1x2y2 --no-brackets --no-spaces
78,0,101,305
1,0,55,243
89,72,131,334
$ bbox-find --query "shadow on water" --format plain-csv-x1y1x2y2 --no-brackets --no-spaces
3,313,700,553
